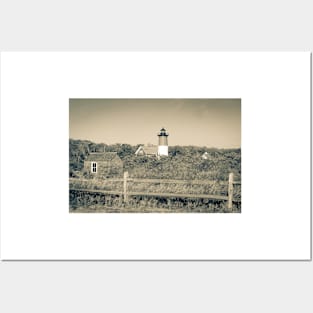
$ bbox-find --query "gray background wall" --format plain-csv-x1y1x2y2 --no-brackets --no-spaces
0,1,312,312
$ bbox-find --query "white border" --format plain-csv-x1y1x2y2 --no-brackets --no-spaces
0,52,310,260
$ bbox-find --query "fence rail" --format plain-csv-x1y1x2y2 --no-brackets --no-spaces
70,172,241,211
69,177,241,185
70,188,231,201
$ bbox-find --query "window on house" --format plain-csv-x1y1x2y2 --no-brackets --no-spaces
91,162,97,173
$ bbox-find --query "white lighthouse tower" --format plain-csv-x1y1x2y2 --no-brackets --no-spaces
157,127,169,156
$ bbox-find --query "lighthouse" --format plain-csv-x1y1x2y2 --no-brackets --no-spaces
157,127,169,156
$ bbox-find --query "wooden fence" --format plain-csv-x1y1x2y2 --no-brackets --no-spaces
70,172,241,211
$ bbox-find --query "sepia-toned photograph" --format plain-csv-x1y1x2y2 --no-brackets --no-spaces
69,99,241,213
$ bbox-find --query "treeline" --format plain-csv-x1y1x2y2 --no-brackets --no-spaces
69,139,241,181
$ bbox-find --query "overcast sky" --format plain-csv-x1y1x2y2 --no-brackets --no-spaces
69,99,241,148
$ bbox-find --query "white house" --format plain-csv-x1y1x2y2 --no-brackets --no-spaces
202,152,209,160
135,144,158,157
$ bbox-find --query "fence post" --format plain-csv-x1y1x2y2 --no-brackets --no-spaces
228,172,234,211
123,171,128,203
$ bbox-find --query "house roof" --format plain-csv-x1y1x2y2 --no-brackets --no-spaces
135,145,158,155
85,152,120,162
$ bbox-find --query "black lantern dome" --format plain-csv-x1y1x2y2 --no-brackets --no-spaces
158,127,169,137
